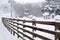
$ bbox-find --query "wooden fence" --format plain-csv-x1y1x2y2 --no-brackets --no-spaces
2,17,60,40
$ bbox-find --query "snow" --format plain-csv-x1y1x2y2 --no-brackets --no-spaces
44,5,53,11
54,15,60,21
0,0,60,40
0,21,19,40
21,22,55,40
1,14,60,40
43,12,49,16
22,16,55,22
13,17,56,40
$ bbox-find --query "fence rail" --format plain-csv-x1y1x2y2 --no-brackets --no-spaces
2,17,60,40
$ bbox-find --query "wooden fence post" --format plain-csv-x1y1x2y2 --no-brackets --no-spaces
17,20,20,38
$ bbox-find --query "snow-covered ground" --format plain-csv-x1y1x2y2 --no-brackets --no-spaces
0,20,19,40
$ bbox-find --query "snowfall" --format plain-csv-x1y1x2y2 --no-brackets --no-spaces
0,13,60,40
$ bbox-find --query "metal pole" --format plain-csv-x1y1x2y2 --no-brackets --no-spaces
11,0,12,17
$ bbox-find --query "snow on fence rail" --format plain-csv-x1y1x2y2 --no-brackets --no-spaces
2,17,60,40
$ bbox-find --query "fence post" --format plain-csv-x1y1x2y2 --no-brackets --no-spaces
23,20,26,32
17,20,20,38
11,29,12,34
13,31,15,36
55,22,60,40
32,19,36,32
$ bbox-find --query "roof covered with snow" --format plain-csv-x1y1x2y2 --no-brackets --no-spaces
43,12,49,16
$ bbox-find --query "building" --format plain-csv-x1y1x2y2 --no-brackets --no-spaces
43,12,49,19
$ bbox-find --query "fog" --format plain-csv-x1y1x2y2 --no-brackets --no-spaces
14,0,46,4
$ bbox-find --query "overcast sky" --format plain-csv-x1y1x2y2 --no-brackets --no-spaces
0,0,46,5
14,0,46,4
0,0,8,6
0,0,46,6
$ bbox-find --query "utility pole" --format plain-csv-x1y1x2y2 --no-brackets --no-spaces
8,0,13,17
11,0,12,17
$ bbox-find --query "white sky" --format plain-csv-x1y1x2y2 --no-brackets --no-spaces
14,0,46,4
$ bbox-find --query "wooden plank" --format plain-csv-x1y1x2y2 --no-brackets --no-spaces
8,22,51,40
5,22,25,40
7,22,34,40
10,21,56,35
